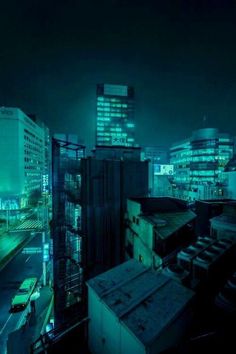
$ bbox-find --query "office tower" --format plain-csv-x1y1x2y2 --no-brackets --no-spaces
96,84,135,147
170,128,234,201
0,107,49,209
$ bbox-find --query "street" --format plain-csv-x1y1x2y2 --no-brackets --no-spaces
0,233,44,354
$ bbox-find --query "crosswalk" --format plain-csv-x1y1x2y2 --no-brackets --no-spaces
14,220,43,231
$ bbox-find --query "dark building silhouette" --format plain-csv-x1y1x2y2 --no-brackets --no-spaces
81,146,149,279
195,199,235,236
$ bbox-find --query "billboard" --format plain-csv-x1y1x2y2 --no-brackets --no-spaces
154,164,174,176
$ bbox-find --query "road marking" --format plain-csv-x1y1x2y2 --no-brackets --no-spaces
0,314,12,335
25,256,31,263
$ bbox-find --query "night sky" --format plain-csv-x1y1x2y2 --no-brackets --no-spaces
1,0,236,149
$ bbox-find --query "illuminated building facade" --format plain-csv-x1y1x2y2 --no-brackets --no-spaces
96,84,135,147
0,107,48,208
170,128,234,200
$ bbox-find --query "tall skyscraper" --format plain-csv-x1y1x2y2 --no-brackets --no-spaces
96,84,135,147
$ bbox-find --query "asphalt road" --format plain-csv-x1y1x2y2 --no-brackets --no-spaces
0,232,44,354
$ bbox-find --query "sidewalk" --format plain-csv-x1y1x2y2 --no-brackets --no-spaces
7,286,53,354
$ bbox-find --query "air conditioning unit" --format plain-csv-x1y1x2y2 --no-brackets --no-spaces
215,271,236,314
192,245,224,281
197,236,214,247
162,264,190,284
227,272,236,289
177,244,203,272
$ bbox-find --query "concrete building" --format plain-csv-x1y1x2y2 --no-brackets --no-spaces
142,146,173,197
125,197,196,269
142,146,168,164
80,146,149,279
170,128,234,201
87,259,195,354
96,84,135,147
195,199,235,237
0,107,48,208
210,202,236,241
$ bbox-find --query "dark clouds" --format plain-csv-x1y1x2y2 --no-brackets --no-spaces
1,0,236,148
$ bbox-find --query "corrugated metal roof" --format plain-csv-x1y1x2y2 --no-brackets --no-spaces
141,210,196,239
87,259,195,347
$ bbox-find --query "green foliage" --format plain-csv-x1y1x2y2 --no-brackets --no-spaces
28,189,42,207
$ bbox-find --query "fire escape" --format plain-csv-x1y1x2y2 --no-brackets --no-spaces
52,138,85,326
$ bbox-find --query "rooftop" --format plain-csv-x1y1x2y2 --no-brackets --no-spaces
87,259,195,347
141,210,196,239
129,197,189,213
210,214,236,226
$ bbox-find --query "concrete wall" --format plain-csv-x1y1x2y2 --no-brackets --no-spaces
88,286,146,354
126,199,162,269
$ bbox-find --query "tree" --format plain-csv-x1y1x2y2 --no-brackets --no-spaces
28,189,42,207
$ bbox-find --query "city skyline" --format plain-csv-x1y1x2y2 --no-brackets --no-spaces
1,1,236,148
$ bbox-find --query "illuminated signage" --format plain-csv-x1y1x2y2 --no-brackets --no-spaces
111,136,127,146
154,164,174,176
104,84,128,96
43,243,50,262
42,174,49,193
0,198,19,210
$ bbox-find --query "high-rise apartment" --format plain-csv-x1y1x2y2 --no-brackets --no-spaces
96,84,135,147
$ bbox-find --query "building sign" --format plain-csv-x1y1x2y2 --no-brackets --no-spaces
0,198,19,210
104,84,128,96
111,136,127,146
154,164,174,176
43,243,50,262
42,174,49,193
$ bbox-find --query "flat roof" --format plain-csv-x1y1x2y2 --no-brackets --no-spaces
210,214,236,226
129,197,189,213
87,260,194,347
141,210,196,239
